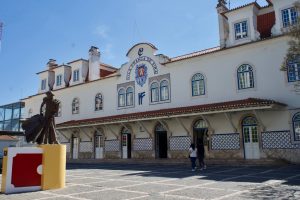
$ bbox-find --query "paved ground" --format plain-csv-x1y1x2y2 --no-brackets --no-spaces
0,163,299,200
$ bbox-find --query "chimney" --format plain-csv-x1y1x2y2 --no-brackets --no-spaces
47,59,57,70
88,46,101,81
217,0,229,48
46,59,56,90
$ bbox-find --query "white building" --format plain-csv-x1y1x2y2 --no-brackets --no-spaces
23,0,300,163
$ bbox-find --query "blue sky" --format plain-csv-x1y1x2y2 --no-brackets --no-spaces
0,0,268,105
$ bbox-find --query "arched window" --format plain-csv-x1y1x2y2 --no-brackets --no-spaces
126,87,134,106
237,64,254,89
95,93,103,111
287,60,300,82
192,73,205,96
150,82,159,102
72,98,79,114
155,122,166,132
242,116,258,143
160,80,169,101
118,88,125,107
293,112,300,141
55,101,62,117
194,119,208,129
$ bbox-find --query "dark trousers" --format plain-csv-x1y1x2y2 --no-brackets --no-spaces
198,157,205,168
190,157,196,169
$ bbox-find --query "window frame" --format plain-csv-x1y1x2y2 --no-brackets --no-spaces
72,98,79,114
287,60,300,82
150,82,159,103
95,93,103,111
237,64,255,90
73,69,80,82
234,21,248,40
126,87,134,106
56,74,63,86
118,88,126,108
191,73,206,96
160,80,169,101
41,79,47,90
281,7,298,28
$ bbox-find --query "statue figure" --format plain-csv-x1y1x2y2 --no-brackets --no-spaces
22,91,60,144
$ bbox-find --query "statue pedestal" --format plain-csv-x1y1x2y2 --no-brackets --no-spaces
39,144,66,190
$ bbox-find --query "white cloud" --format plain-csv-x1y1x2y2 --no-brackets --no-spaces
94,25,109,39
103,43,115,60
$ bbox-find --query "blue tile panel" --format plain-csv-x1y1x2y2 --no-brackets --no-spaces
133,138,153,151
169,136,192,150
262,131,300,149
211,133,240,150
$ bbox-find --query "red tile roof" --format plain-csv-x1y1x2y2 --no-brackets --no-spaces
257,12,275,39
57,98,285,128
0,135,18,141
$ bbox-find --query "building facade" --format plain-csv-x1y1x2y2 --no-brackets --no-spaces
23,0,300,163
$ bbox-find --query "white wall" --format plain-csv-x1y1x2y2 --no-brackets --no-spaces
24,37,299,129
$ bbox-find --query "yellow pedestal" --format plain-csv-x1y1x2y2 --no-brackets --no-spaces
1,148,8,193
39,144,66,190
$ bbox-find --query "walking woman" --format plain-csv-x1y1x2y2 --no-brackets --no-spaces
189,143,197,171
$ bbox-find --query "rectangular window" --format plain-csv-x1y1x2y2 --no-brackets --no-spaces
288,62,300,82
41,79,47,90
73,70,79,82
282,7,298,28
235,21,248,40
56,74,63,86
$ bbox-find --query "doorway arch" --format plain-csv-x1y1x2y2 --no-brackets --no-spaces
242,116,260,159
193,119,208,147
94,129,104,159
71,134,79,159
155,122,168,158
121,127,132,159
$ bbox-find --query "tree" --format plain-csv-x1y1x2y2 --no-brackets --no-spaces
281,2,300,93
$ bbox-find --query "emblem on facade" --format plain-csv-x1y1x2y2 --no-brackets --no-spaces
135,64,148,87
138,48,143,56
127,56,158,80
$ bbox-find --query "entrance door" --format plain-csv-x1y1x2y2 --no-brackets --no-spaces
72,136,79,159
121,128,131,159
193,119,208,149
155,131,168,158
194,129,208,147
242,117,260,159
95,134,104,159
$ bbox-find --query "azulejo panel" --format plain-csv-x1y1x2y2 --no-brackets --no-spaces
262,131,300,149
133,138,153,151
104,140,120,152
170,136,191,150
211,133,240,150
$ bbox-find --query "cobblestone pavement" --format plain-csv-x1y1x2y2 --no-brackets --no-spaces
0,163,299,200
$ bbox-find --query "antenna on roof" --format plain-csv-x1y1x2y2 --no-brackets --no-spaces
0,21,3,52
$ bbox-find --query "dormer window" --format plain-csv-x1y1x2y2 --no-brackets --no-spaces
282,7,298,28
234,21,248,40
287,60,300,82
73,70,80,82
56,74,63,86
41,79,47,90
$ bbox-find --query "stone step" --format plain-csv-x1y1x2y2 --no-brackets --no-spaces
67,158,288,166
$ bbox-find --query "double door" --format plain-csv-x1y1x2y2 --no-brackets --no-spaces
95,135,104,159
122,133,131,159
243,125,260,159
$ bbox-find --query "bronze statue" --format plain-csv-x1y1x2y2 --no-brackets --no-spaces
22,91,60,144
